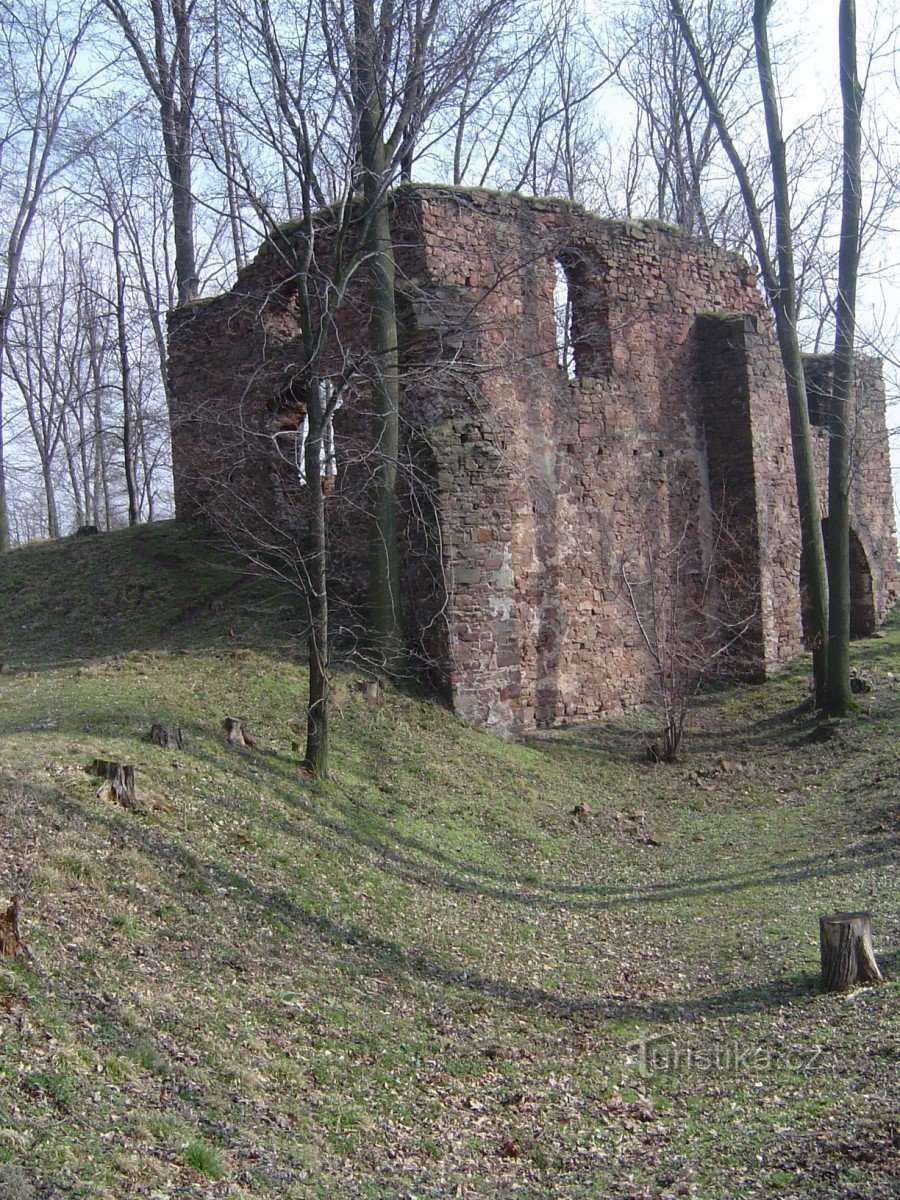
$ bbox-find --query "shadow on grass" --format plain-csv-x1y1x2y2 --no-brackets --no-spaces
541,694,829,766
14,698,889,927
10,770,896,1042
77,714,896,925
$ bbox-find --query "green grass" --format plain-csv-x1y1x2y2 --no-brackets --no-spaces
0,522,897,1199
182,1138,226,1180
0,519,297,666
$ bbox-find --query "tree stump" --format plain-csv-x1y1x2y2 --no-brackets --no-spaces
819,911,884,992
89,759,142,811
223,717,255,749
150,723,184,750
0,896,23,958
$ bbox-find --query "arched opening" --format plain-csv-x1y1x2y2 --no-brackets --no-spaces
848,527,877,638
800,521,877,643
551,250,611,379
554,259,576,379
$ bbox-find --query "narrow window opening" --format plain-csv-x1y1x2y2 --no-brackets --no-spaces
273,416,309,483
271,381,340,487
554,260,577,380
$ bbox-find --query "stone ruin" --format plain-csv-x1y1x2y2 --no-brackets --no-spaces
168,185,898,737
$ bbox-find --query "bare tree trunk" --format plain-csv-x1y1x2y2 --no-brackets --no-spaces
212,0,246,273
85,313,112,528
0,194,34,553
0,372,11,551
668,0,830,705
165,0,198,304
824,0,863,716
354,0,404,671
166,135,198,305
102,0,199,305
303,379,330,779
362,167,404,671
62,416,86,527
39,456,60,537
139,420,157,522
753,0,829,704
111,220,140,525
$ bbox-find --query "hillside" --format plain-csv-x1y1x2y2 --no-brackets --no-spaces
0,523,897,1200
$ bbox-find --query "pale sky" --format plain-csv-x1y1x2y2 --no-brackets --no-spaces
765,0,900,515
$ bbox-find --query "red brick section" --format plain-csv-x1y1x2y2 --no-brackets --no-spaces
168,185,898,738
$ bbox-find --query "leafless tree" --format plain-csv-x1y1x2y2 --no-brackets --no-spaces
101,0,203,303
601,0,756,237
189,0,362,777
823,0,864,716
669,0,831,705
457,2,599,202
0,0,101,550
5,223,85,536
320,0,533,667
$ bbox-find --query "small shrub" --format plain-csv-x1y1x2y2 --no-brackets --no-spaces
183,1139,225,1180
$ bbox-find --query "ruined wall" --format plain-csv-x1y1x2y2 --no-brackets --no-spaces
803,354,898,633
168,185,898,738
398,189,806,732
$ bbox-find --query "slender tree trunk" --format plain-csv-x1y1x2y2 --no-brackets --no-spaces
753,0,829,704
75,396,93,524
361,159,404,671
39,455,60,538
86,317,109,528
141,431,157,522
62,423,85,527
0,281,20,551
169,0,198,304
303,378,330,779
354,0,404,670
669,0,832,705
825,0,863,716
166,144,199,305
103,0,199,306
0,377,9,551
111,221,140,525
772,316,830,700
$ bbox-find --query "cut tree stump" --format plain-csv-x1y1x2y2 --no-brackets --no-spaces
819,911,884,992
150,723,184,750
223,717,255,749
0,895,23,957
89,759,143,811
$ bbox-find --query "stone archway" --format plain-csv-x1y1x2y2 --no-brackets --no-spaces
800,521,878,643
848,526,877,639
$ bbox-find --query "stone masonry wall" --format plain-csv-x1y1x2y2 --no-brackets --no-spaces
804,354,898,629
168,185,898,738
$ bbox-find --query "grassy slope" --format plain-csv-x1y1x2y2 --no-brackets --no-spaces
0,523,897,1200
